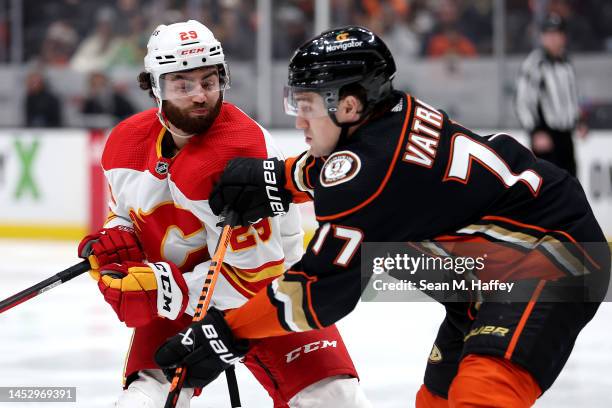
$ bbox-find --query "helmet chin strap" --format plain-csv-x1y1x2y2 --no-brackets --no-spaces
155,101,195,140
328,110,367,145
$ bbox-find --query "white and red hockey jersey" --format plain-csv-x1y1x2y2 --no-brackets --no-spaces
100,103,304,382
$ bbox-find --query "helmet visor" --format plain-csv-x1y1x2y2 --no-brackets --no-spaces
284,87,336,119
159,68,229,100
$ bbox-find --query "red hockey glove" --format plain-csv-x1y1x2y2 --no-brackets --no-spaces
91,261,189,328
78,226,144,269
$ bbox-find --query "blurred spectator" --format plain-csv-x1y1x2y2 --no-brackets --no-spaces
366,3,419,60
409,0,436,37
426,28,477,58
181,0,220,24
24,0,94,63
506,0,533,54
547,0,600,52
0,13,8,62
351,0,406,32
423,0,478,58
24,71,63,127
108,14,149,67
332,0,360,26
515,14,583,177
216,0,256,60
364,0,409,19
81,72,135,127
590,0,612,52
460,0,493,54
114,0,143,35
273,3,311,58
70,8,122,73
38,21,79,67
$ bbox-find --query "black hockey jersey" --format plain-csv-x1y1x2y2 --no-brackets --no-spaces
225,91,609,339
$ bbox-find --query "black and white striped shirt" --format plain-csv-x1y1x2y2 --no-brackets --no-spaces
515,48,579,132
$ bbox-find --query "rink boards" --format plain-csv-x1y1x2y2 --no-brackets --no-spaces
0,129,611,239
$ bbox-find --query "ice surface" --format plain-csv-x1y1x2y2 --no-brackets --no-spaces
0,239,610,407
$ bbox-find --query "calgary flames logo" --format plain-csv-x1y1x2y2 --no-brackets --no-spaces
129,202,209,272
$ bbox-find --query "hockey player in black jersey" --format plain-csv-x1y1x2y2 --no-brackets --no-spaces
155,26,610,407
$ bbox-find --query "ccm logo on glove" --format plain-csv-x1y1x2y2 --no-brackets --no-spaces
93,261,189,327
150,262,182,318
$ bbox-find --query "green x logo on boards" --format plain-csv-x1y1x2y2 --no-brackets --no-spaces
14,139,40,200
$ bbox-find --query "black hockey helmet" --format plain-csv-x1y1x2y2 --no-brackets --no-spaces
284,25,396,125
540,13,567,33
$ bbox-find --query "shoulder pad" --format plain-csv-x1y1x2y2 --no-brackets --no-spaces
315,94,413,221
102,109,160,171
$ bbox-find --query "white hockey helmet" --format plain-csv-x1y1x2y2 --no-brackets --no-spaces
144,20,230,101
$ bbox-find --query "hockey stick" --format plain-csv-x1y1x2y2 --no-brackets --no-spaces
165,208,242,408
0,259,91,314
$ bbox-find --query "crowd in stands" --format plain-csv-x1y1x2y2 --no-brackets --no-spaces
3,0,610,127
11,0,612,69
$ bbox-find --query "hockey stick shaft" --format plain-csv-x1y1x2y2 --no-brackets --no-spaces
0,259,91,314
165,209,240,408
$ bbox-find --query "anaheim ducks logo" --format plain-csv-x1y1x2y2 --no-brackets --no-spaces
428,343,442,364
320,151,361,187
129,202,209,271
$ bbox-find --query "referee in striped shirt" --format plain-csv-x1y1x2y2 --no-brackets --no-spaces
515,14,586,177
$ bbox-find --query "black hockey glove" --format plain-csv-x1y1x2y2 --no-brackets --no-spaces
209,157,292,225
154,308,249,388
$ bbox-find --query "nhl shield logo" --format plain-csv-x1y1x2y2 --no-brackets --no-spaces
320,151,361,187
155,161,169,175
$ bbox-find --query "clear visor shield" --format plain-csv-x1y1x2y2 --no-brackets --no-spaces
159,69,230,100
283,87,335,119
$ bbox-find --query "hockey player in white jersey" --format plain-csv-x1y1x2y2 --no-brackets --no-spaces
77,20,371,408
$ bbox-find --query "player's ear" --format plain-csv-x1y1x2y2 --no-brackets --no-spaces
338,95,363,122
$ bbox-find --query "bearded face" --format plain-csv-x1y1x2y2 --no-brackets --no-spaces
162,94,223,135
160,66,225,135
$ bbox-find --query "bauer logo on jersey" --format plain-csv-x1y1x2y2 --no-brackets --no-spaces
320,151,361,187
